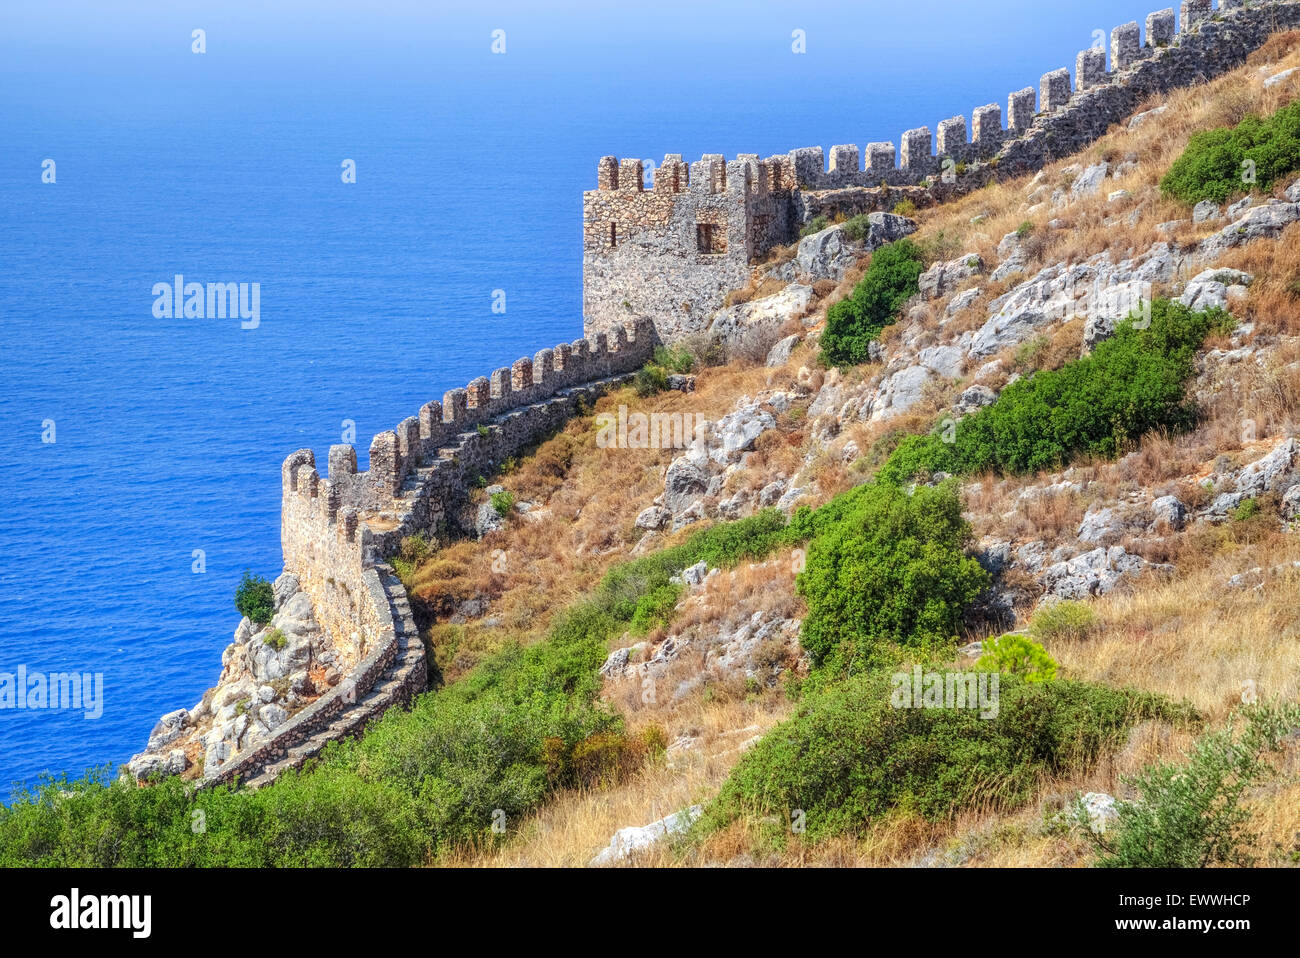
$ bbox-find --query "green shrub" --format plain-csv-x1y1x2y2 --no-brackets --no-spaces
476,424,490,438
634,363,669,397
840,214,873,243
628,583,682,636
892,199,916,217
234,571,275,625
1030,600,1098,643
1232,497,1260,522
1016,220,1034,239
799,215,830,238
652,345,694,375
877,299,1232,483
795,482,990,670
977,633,1058,682
1083,702,1300,867
707,672,1184,842
490,490,515,518
820,239,926,367
1161,100,1300,204
262,628,287,651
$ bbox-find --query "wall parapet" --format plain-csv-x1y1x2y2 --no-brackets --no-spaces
583,0,1300,340
203,317,653,789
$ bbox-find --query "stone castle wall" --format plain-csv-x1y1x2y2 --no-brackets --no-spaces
583,0,1300,341
205,318,655,788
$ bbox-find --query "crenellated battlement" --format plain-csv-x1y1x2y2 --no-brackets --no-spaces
584,0,1300,341
279,317,655,639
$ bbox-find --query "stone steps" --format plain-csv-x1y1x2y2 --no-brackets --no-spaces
236,567,427,791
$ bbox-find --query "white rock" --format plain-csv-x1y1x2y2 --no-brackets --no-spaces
590,805,704,866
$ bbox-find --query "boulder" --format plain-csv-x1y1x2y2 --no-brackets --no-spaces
919,253,983,300
590,806,704,866
663,457,710,514
917,344,966,380
634,506,671,531
1179,268,1253,312
709,403,775,465
1282,484,1300,521
1076,506,1122,544
1235,438,1298,497
1150,495,1188,531
1070,162,1110,199
475,501,504,537
1040,546,1150,600
758,479,787,507
795,226,856,281
765,333,800,367
708,284,815,351
1080,792,1119,834
1192,200,1221,224
863,212,918,247
146,708,192,751
1128,106,1166,130
955,384,996,414
869,365,933,421
1200,203,1300,259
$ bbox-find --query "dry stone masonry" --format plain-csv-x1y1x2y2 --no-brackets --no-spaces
131,319,654,789
584,0,1300,342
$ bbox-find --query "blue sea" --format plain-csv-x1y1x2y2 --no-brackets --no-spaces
0,0,1152,792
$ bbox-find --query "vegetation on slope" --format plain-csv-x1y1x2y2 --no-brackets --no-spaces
706,672,1187,843
876,299,1233,484
791,482,988,672
820,239,925,367
1161,99,1300,204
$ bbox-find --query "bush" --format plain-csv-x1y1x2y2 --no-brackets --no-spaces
1030,600,1098,643
652,345,694,374
819,239,926,367
707,672,1184,842
892,199,916,217
976,633,1058,682
1161,100,1300,204
840,214,873,243
795,482,990,670
799,215,830,238
262,628,287,651
1083,702,1300,867
877,299,1232,483
1232,497,1260,522
234,571,275,625
628,583,682,636
634,363,669,397
490,490,515,518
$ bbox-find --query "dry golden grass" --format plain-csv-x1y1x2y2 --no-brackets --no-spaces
435,37,1300,867
448,696,795,867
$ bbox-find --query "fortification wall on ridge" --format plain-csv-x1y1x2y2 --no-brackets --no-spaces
583,0,1300,342
202,318,654,789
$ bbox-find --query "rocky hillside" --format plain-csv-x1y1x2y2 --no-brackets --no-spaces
436,32,1300,867
8,29,1300,872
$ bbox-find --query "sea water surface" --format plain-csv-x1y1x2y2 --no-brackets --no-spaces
0,0,1148,791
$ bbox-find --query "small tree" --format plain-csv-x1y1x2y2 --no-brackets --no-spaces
234,571,275,624
1081,702,1300,867
977,633,1058,682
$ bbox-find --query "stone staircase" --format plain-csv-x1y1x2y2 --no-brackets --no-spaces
206,564,427,791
